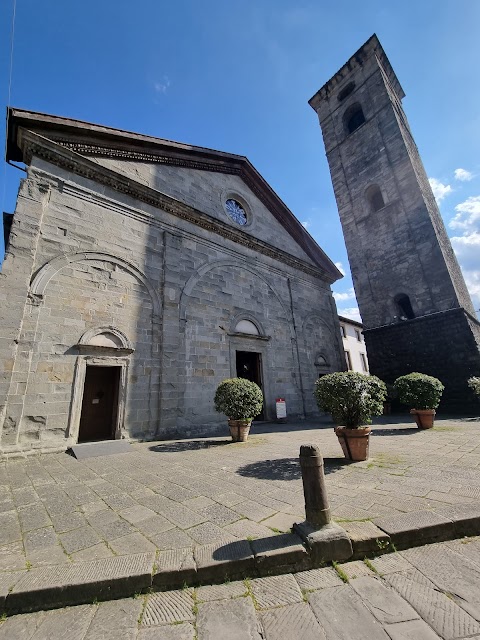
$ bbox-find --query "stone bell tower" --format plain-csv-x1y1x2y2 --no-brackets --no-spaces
309,34,480,411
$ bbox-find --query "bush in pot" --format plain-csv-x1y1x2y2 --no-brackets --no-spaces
394,372,444,429
468,377,480,399
314,371,386,461
214,378,263,442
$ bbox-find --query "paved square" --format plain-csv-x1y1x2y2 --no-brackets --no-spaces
0,416,479,570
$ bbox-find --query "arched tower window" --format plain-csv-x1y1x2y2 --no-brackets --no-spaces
365,185,385,212
344,103,366,135
395,294,415,320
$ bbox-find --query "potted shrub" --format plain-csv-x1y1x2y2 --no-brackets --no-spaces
314,371,386,461
214,378,264,442
394,372,444,429
468,376,480,400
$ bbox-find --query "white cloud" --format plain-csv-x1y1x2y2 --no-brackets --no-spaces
153,76,170,94
334,261,346,276
337,306,362,323
301,219,311,230
449,194,480,313
429,178,452,204
449,196,480,231
333,287,355,302
454,168,474,182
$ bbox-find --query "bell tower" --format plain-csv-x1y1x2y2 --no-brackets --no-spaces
310,34,480,410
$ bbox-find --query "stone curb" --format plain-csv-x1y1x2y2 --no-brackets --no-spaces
3,506,480,616
370,504,480,553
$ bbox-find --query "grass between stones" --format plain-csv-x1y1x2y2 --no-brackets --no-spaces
332,561,349,583
363,558,379,574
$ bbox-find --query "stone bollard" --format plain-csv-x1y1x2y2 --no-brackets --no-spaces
294,444,352,564
299,444,331,528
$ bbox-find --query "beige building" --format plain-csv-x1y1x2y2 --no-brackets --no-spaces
338,316,369,374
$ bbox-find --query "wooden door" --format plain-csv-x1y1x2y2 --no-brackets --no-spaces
235,351,265,420
78,366,119,443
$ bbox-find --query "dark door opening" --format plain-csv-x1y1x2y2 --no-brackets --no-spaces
236,351,265,420
78,366,120,443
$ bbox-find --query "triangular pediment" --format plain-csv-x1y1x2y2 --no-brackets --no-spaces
7,108,342,282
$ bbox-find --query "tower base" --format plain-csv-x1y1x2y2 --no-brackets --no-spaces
364,308,480,414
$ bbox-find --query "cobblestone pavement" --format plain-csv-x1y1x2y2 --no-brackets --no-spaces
0,417,479,570
2,537,480,639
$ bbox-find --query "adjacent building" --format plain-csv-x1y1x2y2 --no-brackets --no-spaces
338,316,369,374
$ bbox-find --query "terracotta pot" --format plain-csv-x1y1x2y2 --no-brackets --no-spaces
228,419,252,442
334,426,371,461
410,409,435,429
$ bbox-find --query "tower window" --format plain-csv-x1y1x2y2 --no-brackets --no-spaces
395,294,415,320
365,185,385,213
338,82,355,102
344,103,366,135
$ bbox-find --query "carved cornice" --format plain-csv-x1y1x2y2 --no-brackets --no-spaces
19,129,334,282
50,137,334,275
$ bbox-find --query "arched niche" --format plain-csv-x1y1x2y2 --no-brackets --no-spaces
77,326,134,355
229,312,269,341
314,352,331,377
30,251,161,319
179,259,293,339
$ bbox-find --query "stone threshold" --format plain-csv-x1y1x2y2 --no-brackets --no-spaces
2,503,480,616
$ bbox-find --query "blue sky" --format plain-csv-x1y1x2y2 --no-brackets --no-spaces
1,0,479,320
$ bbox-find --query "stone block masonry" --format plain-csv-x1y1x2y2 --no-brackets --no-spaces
309,35,480,409
0,108,344,454
364,308,480,413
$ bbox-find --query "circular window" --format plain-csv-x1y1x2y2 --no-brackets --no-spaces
225,199,247,226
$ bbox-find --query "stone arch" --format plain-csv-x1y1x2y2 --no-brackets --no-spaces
78,326,133,350
179,259,294,338
30,251,161,318
229,311,266,337
302,313,337,371
302,313,335,339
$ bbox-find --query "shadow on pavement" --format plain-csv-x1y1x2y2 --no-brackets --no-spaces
372,428,418,437
212,532,301,560
148,439,228,453
236,456,349,481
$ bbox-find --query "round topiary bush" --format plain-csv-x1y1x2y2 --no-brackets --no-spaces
394,373,444,410
314,371,387,428
468,377,480,398
214,378,263,420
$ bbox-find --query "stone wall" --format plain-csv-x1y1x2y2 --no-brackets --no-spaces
0,154,343,454
365,309,480,413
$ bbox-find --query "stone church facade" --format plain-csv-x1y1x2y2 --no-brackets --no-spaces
0,109,343,455
310,35,480,411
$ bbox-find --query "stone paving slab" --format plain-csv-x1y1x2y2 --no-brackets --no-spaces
385,568,480,639
2,539,480,638
1,417,480,613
